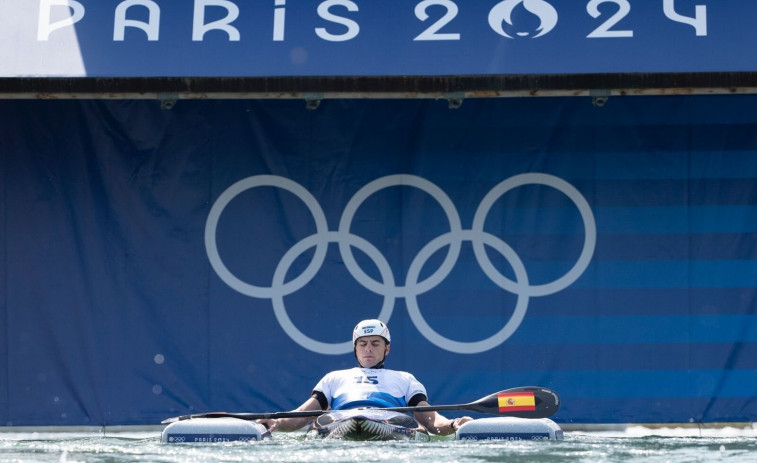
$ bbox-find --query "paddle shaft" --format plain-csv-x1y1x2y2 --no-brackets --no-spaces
163,405,472,423
379,404,471,413
180,403,476,421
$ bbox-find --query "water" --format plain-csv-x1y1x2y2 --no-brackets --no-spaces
1,426,755,463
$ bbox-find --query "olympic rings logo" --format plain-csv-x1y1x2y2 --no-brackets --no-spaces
205,173,596,355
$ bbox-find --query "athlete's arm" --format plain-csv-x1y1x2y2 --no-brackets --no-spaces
257,396,322,432
412,401,473,436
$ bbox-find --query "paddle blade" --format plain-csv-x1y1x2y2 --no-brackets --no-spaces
467,386,560,418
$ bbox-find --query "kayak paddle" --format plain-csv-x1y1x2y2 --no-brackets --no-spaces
161,386,559,424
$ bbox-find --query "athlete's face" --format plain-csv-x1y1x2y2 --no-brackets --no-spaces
355,336,390,368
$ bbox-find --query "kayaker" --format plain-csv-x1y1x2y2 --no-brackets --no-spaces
258,319,473,435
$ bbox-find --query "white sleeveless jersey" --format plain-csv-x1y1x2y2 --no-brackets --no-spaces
313,367,427,410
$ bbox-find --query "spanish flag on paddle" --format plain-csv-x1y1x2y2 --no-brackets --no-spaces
497,391,537,412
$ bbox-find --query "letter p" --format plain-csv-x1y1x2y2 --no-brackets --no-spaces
38,0,85,41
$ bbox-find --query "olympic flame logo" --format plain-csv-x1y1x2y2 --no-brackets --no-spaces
489,0,558,38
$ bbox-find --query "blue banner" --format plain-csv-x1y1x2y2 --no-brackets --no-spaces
1,95,756,426
0,0,755,77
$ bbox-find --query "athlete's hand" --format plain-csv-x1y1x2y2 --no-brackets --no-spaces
451,416,474,431
257,419,278,431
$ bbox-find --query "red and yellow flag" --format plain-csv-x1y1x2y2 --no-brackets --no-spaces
498,392,536,412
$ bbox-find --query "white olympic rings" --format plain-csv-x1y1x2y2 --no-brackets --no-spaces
205,173,596,355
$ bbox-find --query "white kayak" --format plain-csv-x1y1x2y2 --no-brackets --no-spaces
160,386,563,444
161,413,563,443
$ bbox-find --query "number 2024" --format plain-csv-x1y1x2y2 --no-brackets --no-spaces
413,0,707,41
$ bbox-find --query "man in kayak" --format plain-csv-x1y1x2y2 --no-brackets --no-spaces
258,319,473,435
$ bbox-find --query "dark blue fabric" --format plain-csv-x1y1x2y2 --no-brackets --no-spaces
1,96,756,425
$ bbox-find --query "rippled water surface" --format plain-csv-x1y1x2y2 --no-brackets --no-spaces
1,426,756,463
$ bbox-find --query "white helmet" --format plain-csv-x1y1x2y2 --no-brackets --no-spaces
352,319,391,345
